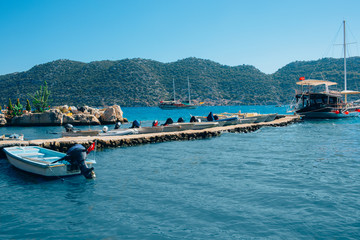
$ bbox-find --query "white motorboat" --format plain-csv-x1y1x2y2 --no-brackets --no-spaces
264,113,278,122
0,134,24,141
3,146,96,178
100,126,138,136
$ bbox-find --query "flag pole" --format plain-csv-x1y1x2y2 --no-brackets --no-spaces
94,140,97,162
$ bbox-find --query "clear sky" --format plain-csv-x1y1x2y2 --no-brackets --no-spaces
1,0,360,75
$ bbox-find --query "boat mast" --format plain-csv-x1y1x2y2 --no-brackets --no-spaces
187,76,191,104
344,20,347,93
173,78,176,102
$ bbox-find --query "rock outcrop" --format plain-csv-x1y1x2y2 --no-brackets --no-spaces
0,114,6,126
100,105,125,124
63,113,101,125
10,109,63,126
4,104,126,126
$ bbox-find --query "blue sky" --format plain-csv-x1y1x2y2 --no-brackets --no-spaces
1,0,360,75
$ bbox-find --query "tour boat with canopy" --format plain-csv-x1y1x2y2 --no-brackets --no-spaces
291,21,360,119
293,79,360,118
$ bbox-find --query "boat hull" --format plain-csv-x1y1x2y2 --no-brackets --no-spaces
298,111,359,119
136,127,163,134
100,129,138,136
239,118,256,124
62,130,100,137
296,105,359,119
170,123,195,131
159,104,197,110
248,115,269,123
264,114,278,122
3,146,95,177
191,122,219,130
135,122,220,133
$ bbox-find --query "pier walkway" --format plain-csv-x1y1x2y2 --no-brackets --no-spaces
0,115,300,155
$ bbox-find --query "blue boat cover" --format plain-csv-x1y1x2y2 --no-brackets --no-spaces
131,120,141,128
207,112,214,121
163,118,174,125
177,117,185,123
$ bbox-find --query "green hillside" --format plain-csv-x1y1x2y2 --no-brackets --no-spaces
0,57,359,107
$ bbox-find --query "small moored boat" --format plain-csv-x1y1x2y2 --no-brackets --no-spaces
3,145,96,179
264,113,278,122
62,130,100,137
100,126,138,136
0,134,24,141
61,124,100,137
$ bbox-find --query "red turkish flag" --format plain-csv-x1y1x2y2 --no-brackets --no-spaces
87,142,96,154
299,77,305,81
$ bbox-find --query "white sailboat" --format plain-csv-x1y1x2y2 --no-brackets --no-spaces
159,77,197,109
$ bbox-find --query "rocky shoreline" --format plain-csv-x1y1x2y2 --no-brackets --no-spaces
0,105,127,127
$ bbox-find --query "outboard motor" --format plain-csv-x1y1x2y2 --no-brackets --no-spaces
152,120,159,127
64,124,74,132
62,144,95,179
163,118,173,126
190,116,197,122
131,120,141,128
177,117,185,123
207,112,215,121
114,121,121,129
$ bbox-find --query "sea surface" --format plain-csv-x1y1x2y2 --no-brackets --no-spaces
1,105,360,239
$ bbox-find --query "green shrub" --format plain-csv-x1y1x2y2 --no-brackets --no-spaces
7,98,13,112
26,99,31,112
12,99,23,116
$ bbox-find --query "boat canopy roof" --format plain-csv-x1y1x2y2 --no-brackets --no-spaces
340,90,360,94
296,79,337,86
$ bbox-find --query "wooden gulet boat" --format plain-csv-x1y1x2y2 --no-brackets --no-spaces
159,77,197,109
291,21,360,119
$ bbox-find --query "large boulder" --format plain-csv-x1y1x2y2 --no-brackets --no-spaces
100,105,125,124
10,109,63,126
63,113,101,125
78,106,102,119
0,114,6,126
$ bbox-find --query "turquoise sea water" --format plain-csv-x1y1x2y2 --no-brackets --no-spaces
1,105,360,239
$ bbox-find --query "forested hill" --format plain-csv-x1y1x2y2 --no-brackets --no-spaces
0,57,360,107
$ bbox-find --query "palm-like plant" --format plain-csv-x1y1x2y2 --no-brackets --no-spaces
28,81,51,112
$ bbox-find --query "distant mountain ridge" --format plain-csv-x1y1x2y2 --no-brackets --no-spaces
0,57,359,107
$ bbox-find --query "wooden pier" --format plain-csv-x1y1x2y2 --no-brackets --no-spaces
0,115,300,156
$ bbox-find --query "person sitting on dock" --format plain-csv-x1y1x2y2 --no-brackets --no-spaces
152,120,159,127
